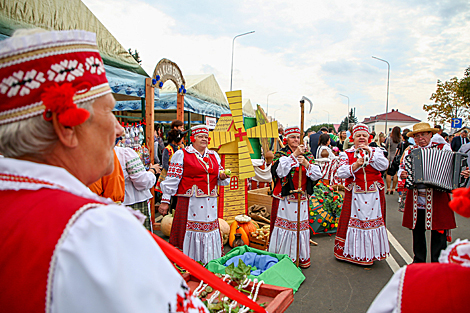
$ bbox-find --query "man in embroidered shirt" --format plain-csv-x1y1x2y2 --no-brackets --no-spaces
269,126,322,268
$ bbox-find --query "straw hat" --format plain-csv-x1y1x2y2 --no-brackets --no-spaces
407,122,439,137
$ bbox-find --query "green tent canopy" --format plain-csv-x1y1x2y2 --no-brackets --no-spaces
0,0,147,76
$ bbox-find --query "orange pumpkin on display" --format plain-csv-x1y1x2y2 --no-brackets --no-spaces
229,220,249,247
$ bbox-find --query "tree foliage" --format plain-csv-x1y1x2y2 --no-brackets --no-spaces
306,109,357,133
338,109,358,131
423,77,468,125
458,66,470,105
128,48,142,64
307,123,333,133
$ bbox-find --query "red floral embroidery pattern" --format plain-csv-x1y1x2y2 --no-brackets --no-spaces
175,290,198,312
186,220,218,233
274,217,309,231
168,163,183,179
348,217,385,230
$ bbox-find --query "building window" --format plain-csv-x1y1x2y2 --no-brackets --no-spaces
372,125,375,132
230,176,239,190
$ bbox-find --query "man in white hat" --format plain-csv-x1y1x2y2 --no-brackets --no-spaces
398,122,469,263
159,125,230,264
0,29,206,312
269,126,322,268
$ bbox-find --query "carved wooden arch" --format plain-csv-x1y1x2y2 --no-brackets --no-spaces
152,58,186,122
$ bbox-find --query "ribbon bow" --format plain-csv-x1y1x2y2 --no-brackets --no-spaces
41,82,92,127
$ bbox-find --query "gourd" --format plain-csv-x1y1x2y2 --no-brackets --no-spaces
218,218,230,245
229,220,249,247
161,213,173,237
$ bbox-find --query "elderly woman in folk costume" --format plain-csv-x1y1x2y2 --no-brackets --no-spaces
334,123,390,265
0,29,206,312
159,125,230,264
269,126,323,268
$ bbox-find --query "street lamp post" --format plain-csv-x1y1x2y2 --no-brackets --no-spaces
266,92,277,115
372,56,390,135
339,94,350,128
230,31,255,91
273,108,281,120
323,110,330,127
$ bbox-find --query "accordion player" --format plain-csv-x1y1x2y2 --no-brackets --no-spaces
398,122,470,263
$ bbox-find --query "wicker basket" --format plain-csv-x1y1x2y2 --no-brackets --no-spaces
247,187,272,213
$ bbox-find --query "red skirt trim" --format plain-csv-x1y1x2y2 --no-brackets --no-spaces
169,196,190,250
333,188,386,265
269,198,280,242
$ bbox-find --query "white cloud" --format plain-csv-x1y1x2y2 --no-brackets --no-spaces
83,0,470,130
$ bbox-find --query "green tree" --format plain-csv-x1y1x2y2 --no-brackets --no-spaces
307,123,332,133
128,48,142,64
338,117,348,132
338,109,358,131
458,66,470,105
423,77,468,125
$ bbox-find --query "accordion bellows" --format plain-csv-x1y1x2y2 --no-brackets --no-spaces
404,147,468,192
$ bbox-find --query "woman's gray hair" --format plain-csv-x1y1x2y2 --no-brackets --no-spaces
0,101,94,158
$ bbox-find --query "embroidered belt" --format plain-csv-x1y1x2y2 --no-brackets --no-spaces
186,220,218,232
274,217,309,231
348,217,385,230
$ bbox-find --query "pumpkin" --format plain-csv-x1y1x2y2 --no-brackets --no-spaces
218,218,230,245
234,215,259,236
228,220,250,247
239,220,259,235
161,213,173,237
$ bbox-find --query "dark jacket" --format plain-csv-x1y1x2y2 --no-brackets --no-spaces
451,135,469,152
309,132,322,156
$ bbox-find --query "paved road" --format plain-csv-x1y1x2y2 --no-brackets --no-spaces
286,192,470,313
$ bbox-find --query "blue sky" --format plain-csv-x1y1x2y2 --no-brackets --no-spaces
83,0,470,129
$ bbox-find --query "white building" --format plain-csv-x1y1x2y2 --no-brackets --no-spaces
362,109,420,135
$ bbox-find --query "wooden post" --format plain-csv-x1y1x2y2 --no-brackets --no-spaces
177,93,184,123
145,78,156,227
296,100,305,267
